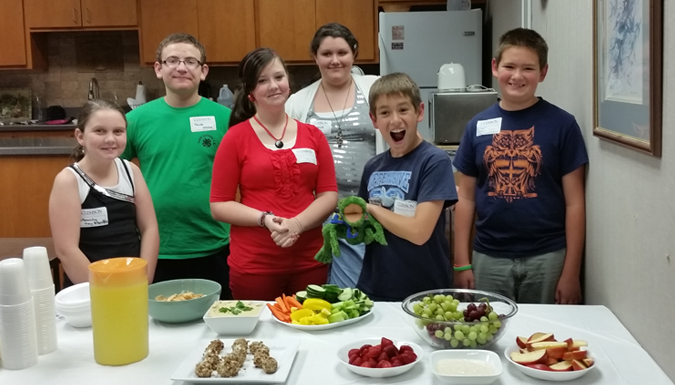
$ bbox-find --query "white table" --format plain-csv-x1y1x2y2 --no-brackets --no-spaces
0,303,671,385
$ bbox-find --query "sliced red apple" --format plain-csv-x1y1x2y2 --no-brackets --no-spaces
582,358,595,367
549,360,573,371
519,348,529,354
572,340,588,348
529,341,568,350
572,359,588,371
510,349,548,365
564,337,574,349
516,336,529,349
545,357,559,366
563,350,588,361
526,363,553,371
546,347,568,360
527,332,555,343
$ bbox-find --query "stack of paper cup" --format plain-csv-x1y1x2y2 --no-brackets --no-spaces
0,258,39,369
23,246,58,355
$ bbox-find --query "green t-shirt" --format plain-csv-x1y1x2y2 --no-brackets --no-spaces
122,97,231,259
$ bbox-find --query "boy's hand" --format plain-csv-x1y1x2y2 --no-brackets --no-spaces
454,270,475,289
555,273,582,304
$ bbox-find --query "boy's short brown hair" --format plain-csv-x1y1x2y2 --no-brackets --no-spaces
155,32,207,64
494,28,548,69
368,73,422,115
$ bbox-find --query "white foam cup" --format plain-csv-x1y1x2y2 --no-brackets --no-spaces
0,259,32,306
23,246,54,290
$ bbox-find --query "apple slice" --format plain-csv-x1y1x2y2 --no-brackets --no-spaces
572,359,588,371
545,357,559,366
527,332,555,343
526,363,553,371
572,340,588,348
546,347,568,360
563,350,588,361
516,336,529,349
549,360,573,371
582,358,595,367
511,349,547,365
564,337,574,349
520,348,529,354
529,341,568,350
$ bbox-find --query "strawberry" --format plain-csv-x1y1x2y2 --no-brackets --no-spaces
352,357,363,367
360,361,374,368
391,359,403,367
349,355,357,365
399,345,414,354
377,352,390,363
365,345,382,359
376,360,393,368
381,337,394,348
359,344,372,355
400,351,417,365
348,348,361,359
367,357,377,367
383,345,398,358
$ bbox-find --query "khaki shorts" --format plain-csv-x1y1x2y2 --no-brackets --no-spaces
472,249,566,304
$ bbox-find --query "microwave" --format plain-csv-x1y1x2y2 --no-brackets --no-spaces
429,90,498,144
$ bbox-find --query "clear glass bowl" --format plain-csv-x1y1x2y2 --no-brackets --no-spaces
401,288,518,350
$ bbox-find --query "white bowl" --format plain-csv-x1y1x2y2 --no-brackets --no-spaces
430,350,502,384
504,346,597,381
337,337,423,378
202,300,266,335
54,282,91,328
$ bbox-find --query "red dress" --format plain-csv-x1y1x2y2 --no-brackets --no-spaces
211,119,337,275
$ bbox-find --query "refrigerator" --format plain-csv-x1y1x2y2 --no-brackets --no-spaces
379,10,483,140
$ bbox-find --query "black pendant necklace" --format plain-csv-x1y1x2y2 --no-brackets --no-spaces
253,114,288,149
321,78,353,148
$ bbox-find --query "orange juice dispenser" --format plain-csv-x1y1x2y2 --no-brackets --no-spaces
88,257,148,365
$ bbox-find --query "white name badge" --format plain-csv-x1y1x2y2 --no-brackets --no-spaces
476,117,502,136
81,207,109,228
393,199,417,217
190,116,217,132
292,148,317,165
309,118,332,135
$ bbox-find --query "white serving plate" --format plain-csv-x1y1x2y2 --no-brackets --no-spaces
337,337,423,378
171,338,299,383
504,345,597,382
429,349,502,384
271,308,373,331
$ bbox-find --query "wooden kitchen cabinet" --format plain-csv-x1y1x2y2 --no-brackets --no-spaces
24,0,137,29
315,0,376,61
257,0,316,62
0,0,27,67
139,0,199,64
198,0,256,63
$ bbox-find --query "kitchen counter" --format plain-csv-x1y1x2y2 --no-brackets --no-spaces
1,303,671,384
0,125,76,155
0,124,76,132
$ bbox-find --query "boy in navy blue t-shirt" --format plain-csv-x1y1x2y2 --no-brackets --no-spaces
357,73,457,301
453,28,588,304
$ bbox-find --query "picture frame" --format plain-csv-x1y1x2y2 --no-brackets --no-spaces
593,0,663,157
0,88,32,123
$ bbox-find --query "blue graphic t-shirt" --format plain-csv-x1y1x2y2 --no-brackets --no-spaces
453,98,588,258
357,141,458,301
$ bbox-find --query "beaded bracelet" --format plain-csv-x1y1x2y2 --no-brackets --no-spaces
453,264,472,272
258,211,274,228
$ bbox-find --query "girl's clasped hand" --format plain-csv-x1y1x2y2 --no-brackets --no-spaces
268,216,302,248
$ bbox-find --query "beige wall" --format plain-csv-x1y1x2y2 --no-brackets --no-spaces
492,0,674,381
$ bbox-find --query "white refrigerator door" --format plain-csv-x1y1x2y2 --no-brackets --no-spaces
379,10,483,88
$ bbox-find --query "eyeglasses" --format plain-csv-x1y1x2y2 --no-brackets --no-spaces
161,56,202,69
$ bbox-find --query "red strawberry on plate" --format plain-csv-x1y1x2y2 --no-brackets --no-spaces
381,337,394,347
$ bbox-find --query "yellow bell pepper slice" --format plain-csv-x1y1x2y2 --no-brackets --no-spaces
290,308,314,322
303,298,332,312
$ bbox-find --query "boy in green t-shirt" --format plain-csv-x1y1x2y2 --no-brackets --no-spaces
121,33,232,299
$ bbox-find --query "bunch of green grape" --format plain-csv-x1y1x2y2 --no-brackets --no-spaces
411,294,504,349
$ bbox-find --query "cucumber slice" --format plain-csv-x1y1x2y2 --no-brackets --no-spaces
337,287,352,301
295,290,307,303
306,284,325,299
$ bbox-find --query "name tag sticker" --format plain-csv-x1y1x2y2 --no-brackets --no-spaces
393,199,417,217
309,119,332,135
476,117,502,136
292,148,317,165
81,207,109,228
190,116,217,132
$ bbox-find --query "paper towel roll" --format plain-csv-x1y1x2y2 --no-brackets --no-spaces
134,83,147,104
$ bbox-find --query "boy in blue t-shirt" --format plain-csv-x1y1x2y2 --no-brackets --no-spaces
357,73,458,301
453,28,589,304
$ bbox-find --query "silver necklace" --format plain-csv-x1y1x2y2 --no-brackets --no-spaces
321,78,352,148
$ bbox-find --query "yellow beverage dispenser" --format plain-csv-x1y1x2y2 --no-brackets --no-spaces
88,257,148,365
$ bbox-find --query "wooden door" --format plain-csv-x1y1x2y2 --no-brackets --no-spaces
256,0,316,62
0,0,27,66
81,0,138,27
24,0,82,28
138,0,199,64
315,0,376,61
198,0,255,63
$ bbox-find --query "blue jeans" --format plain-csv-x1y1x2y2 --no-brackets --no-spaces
472,249,566,304
328,239,365,288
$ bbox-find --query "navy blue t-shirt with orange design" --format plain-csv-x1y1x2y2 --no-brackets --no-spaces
453,98,588,258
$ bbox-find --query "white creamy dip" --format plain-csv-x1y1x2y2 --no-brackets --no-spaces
435,358,496,376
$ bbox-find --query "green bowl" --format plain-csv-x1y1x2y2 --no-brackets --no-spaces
148,279,221,323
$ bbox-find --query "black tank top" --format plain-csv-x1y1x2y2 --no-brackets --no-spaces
64,161,141,287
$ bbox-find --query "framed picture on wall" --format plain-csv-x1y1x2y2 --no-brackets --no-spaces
593,0,663,157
